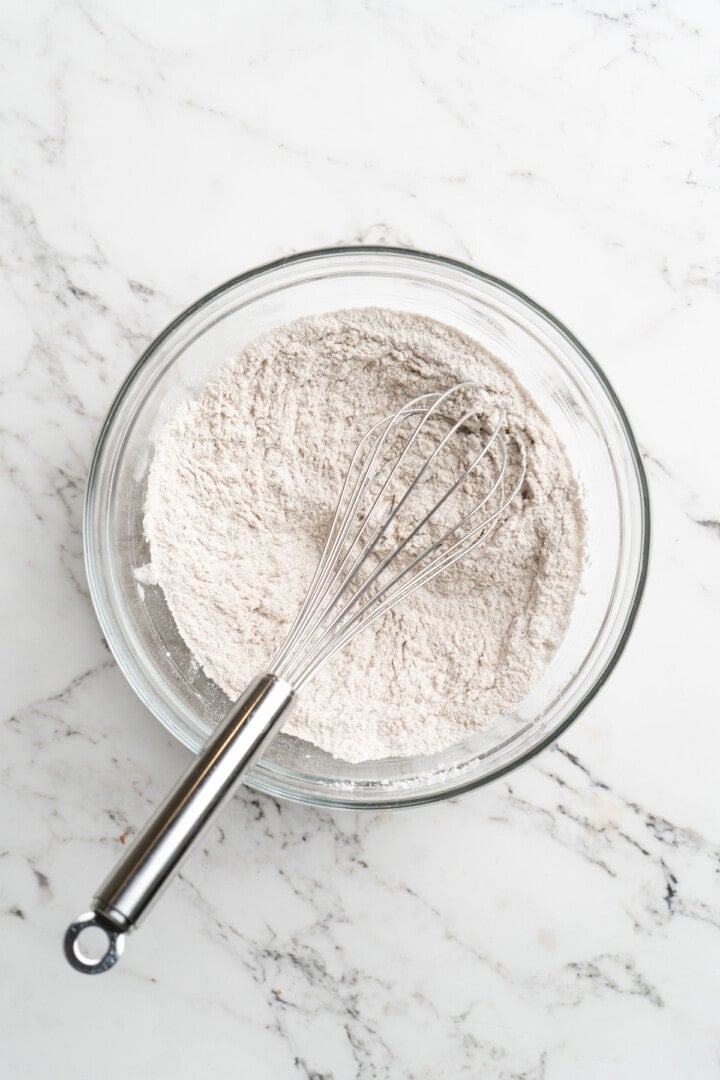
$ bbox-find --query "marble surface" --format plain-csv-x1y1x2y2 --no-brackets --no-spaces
1,1,719,1076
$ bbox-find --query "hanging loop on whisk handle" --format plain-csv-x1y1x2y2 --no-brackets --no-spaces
63,673,294,974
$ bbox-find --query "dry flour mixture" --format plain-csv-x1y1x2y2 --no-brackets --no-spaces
144,309,584,762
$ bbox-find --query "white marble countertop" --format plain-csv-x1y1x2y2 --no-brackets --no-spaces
2,2,719,1077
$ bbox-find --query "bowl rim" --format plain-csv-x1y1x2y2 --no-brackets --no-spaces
84,245,651,809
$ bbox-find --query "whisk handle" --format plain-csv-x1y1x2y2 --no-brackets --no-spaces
63,673,294,974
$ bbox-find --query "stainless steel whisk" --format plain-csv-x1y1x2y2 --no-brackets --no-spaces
64,383,526,973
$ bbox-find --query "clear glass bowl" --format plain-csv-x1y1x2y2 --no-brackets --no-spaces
85,247,649,808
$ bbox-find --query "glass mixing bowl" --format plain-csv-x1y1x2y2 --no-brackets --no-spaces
85,247,649,808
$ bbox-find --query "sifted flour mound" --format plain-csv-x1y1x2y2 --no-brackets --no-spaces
144,309,584,762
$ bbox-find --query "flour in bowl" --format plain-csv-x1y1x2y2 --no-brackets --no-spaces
144,309,584,762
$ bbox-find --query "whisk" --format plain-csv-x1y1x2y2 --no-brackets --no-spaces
64,383,526,973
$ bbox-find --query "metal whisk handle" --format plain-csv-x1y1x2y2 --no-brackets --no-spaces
63,673,294,974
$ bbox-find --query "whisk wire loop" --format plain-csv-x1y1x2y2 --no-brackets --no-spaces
271,383,526,689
